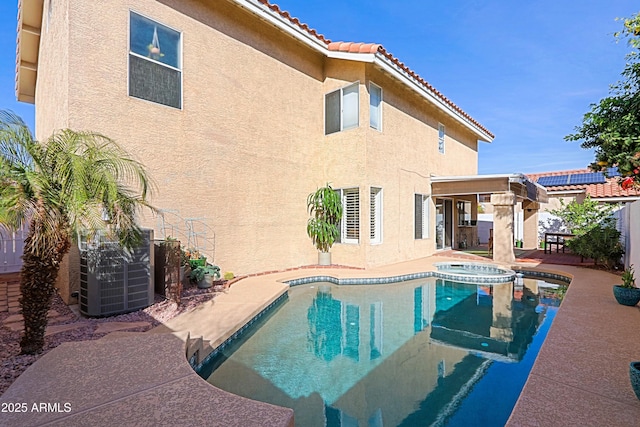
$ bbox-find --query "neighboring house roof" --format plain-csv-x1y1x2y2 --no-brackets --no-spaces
527,169,640,200
16,0,494,142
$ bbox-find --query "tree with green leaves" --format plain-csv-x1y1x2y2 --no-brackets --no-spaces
306,184,343,253
550,195,623,269
566,13,640,190
0,111,155,354
549,195,616,235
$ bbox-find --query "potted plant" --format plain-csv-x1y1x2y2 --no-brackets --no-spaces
185,248,207,269
306,183,343,266
190,264,221,289
613,265,640,306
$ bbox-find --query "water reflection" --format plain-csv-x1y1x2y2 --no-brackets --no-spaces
207,278,565,427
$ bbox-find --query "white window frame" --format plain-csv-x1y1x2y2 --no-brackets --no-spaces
369,82,382,131
128,10,183,109
438,123,445,154
325,82,360,135
46,0,53,32
415,194,430,239
335,187,360,244
370,187,383,244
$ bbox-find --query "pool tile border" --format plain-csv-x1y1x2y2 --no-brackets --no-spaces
284,269,518,287
512,268,572,284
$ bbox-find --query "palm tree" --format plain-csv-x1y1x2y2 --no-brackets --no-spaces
0,111,155,354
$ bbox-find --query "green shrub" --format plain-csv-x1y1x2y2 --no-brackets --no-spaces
189,265,221,283
567,224,624,269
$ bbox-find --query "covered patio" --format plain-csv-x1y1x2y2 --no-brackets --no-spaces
431,174,548,263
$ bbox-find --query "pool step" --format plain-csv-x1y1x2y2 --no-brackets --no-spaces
186,334,215,366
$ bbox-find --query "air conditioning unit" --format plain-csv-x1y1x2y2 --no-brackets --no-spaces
79,229,154,317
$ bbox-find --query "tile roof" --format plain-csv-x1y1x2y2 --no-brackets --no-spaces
256,0,494,139
526,169,640,199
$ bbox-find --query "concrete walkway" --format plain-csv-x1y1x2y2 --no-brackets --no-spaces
150,274,290,351
0,333,295,427
507,262,640,426
2,254,640,426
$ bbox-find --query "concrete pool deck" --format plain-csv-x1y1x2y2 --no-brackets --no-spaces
1,253,639,425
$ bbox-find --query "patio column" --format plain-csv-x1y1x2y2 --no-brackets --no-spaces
522,201,540,250
490,192,516,263
490,281,514,341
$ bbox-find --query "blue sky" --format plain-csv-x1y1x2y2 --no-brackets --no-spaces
1,0,637,174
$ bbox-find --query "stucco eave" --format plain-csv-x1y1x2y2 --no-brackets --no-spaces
234,0,330,54
16,0,43,104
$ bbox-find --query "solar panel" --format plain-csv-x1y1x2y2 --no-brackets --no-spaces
567,173,606,185
606,167,621,177
537,175,569,186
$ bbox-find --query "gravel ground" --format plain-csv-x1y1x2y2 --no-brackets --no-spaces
0,282,225,395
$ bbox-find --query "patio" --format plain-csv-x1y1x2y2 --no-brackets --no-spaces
449,245,597,267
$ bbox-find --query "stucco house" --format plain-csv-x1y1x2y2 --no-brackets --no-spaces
15,0,547,303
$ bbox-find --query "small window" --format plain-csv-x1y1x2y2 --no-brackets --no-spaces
129,12,182,109
325,83,359,135
46,0,53,32
335,188,360,244
415,194,430,239
370,187,382,244
438,123,445,154
369,83,382,131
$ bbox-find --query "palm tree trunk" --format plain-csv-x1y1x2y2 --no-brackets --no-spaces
19,219,71,355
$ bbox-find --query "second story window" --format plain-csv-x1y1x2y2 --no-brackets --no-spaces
129,11,182,109
438,123,445,154
369,83,382,131
325,82,359,135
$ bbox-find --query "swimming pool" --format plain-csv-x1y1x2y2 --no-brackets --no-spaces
205,276,565,426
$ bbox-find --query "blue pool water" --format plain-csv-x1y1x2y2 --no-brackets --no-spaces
205,277,565,426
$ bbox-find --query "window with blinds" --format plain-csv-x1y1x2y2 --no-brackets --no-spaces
370,187,382,244
334,188,360,244
415,194,429,239
325,82,359,135
369,83,382,131
342,188,360,244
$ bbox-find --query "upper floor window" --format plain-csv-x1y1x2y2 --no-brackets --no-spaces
369,83,382,131
325,82,359,135
129,11,182,109
438,123,445,154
